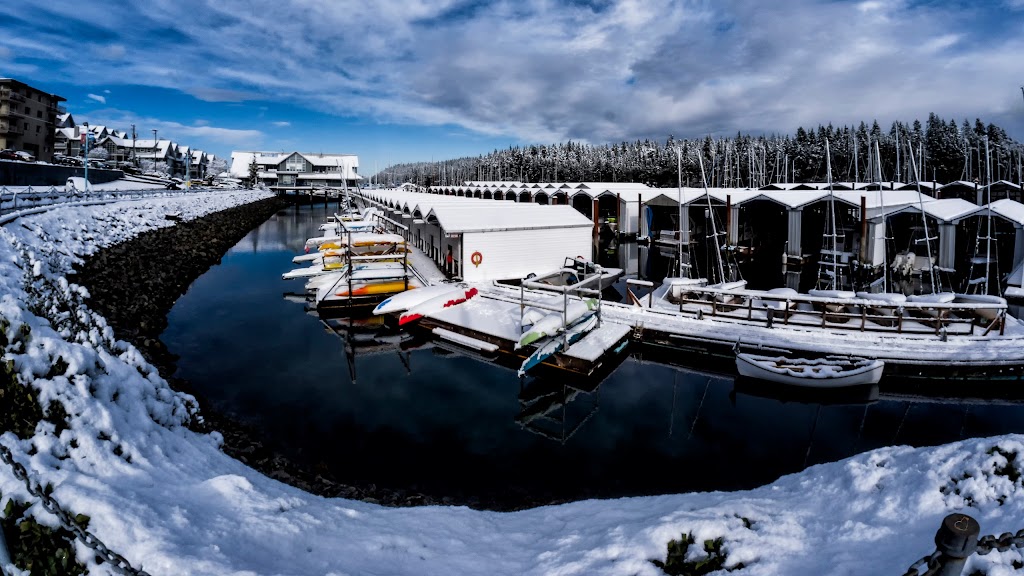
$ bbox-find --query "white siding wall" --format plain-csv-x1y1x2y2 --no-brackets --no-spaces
620,198,640,235
461,228,593,281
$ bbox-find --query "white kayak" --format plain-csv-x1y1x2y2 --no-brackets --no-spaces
373,284,467,315
516,298,598,349
398,286,480,325
517,313,599,377
304,232,405,250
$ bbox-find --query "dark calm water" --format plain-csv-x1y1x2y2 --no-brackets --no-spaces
161,204,1024,506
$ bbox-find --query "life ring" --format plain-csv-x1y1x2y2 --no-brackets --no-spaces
471,251,483,267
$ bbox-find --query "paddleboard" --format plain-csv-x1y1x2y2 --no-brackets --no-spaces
516,298,597,349
398,287,480,325
374,284,460,315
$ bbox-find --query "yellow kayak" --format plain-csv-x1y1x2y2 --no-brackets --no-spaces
335,280,415,297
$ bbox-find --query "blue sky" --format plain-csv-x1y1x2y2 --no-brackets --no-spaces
2,0,1023,176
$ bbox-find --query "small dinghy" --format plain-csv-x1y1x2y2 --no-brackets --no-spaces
735,353,884,388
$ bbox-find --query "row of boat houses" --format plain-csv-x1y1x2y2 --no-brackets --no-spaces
366,181,1024,295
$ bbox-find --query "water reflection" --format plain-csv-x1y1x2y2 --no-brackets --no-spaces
159,204,1024,508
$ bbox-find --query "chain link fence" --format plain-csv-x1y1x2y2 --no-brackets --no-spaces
0,443,150,576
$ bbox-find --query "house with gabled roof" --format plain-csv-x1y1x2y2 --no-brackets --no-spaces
229,150,361,189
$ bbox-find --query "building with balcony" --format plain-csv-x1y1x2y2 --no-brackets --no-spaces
0,78,65,163
228,151,361,190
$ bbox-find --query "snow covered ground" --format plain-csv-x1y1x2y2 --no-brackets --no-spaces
1,192,1023,575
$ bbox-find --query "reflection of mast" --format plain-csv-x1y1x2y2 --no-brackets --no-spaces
516,379,600,445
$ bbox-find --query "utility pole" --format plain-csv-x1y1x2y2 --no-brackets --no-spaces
131,123,136,165
152,129,158,173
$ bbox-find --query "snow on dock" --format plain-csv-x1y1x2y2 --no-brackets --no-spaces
420,290,630,376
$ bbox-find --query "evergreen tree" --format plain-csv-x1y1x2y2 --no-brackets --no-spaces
247,157,259,189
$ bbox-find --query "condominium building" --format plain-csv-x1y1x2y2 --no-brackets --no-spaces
0,78,65,162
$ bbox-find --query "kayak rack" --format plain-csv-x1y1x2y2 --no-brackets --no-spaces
519,272,604,350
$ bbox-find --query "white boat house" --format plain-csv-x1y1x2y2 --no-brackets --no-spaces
352,189,594,281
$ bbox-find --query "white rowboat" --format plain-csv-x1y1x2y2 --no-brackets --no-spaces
735,353,884,388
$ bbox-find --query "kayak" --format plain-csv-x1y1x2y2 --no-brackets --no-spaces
374,284,463,315
516,298,598,349
517,314,599,377
398,287,480,325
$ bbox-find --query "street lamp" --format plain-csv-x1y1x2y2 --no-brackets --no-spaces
82,122,89,193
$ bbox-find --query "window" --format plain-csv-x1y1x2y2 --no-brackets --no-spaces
24,107,30,115
36,126,40,133
37,110,42,118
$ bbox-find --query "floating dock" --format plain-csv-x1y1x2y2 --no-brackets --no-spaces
418,291,631,377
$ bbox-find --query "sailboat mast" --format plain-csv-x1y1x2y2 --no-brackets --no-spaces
676,147,685,278
876,140,888,292
908,141,937,294
984,137,993,295
697,154,726,284
825,139,838,286
853,132,859,184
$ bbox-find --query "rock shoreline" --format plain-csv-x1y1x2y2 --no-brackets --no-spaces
72,196,454,509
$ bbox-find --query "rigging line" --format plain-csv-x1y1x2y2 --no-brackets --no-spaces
697,153,726,284
907,134,938,294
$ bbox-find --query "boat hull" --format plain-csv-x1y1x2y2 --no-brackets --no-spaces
735,353,884,388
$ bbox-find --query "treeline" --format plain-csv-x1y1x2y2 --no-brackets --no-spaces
374,114,1023,188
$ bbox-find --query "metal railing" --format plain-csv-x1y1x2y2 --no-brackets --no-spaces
638,285,1007,338
0,186,236,221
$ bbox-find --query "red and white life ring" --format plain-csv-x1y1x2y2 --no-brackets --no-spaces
471,251,483,267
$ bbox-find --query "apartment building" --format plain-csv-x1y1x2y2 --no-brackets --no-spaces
0,78,65,162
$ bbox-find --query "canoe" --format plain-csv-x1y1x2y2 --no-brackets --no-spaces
516,298,598,349
518,314,599,377
304,233,405,250
398,286,480,325
373,284,463,315
735,353,884,388
282,253,347,279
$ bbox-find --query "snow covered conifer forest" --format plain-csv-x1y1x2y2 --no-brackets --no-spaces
377,114,1023,188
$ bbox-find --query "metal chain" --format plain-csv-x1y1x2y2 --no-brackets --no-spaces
977,529,1024,555
0,443,150,576
902,528,1024,575
900,550,942,576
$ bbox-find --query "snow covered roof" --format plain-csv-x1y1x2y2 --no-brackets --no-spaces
883,198,982,223
425,203,593,233
986,198,1024,225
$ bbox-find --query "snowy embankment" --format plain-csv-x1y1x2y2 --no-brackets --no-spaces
1,192,1022,575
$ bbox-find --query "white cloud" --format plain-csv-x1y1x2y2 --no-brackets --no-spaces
87,93,106,104
84,108,264,147
104,89,111,94
5,0,1024,145
272,121,291,127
